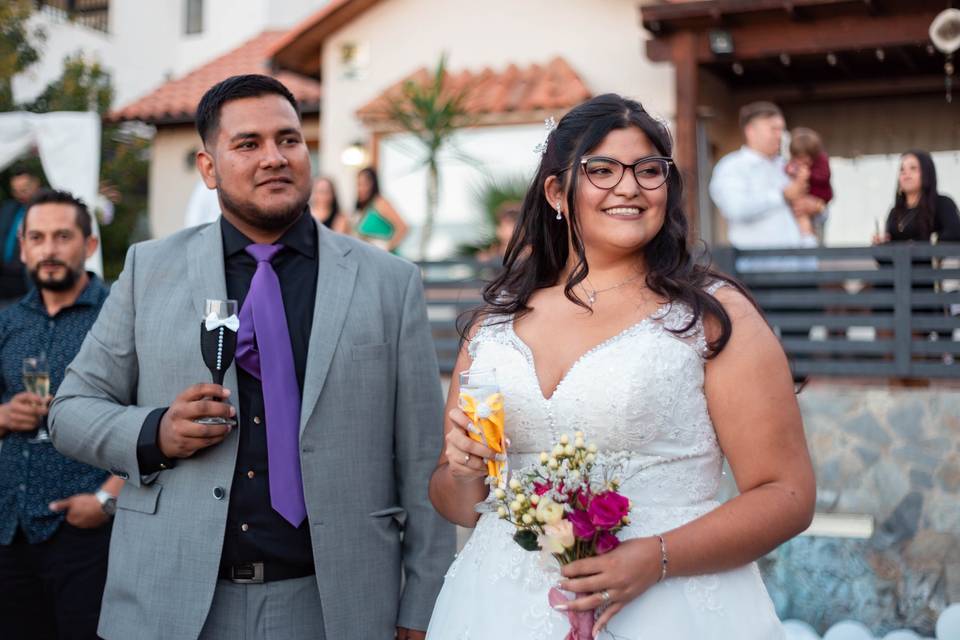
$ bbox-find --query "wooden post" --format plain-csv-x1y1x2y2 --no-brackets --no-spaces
672,31,700,239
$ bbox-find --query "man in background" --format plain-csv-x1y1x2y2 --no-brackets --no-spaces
0,168,41,306
0,189,121,640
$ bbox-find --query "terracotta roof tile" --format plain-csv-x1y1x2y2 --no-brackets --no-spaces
108,31,322,125
356,57,591,124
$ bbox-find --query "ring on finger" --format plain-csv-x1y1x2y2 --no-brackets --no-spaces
599,589,611,604
463,454,470,465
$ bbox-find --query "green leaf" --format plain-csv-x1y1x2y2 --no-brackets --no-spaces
513,529,540,552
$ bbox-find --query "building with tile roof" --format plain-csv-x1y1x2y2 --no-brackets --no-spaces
113,0,676,254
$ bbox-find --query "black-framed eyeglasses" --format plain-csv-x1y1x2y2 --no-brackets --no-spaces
579,155,674,191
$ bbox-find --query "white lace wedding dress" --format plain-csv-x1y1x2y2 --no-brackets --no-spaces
426,286,786,639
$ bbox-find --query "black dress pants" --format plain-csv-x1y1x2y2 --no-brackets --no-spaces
0,522,111,640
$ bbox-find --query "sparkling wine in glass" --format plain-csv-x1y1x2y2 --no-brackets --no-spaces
458,367,507,487
23,355,51,444
198,299,238,426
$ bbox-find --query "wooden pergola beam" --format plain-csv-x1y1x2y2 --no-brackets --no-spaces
647,10,936,63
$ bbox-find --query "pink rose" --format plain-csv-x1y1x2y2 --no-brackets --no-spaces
568,509,595,540
587,491,630,530
596,531,620,555
534,481,552,496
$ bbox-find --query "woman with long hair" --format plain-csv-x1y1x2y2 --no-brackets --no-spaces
874,150,960,245
352,166,408,252
309,176,348,233
426,94,814,638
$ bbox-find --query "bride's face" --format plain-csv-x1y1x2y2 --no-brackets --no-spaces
565,126,668,259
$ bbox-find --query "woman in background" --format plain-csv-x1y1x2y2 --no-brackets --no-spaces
353,167,408,252
873,150,960,245
310,176,348,233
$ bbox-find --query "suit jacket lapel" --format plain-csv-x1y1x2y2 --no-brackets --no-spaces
186,220,227,318
300,225,357,435
186,220,240,397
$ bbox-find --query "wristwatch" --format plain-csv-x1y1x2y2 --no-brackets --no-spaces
95,489,117,516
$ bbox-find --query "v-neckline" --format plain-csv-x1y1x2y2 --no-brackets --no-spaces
508,301,672,402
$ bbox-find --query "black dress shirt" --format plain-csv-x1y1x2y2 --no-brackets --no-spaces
137,211,319,570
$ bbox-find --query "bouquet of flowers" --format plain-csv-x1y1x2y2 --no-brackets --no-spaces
493,432,630,640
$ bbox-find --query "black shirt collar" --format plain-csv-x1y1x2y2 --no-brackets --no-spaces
220,209,317,260
21,273,106,315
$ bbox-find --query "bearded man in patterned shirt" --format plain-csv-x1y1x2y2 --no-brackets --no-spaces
0,189,123,640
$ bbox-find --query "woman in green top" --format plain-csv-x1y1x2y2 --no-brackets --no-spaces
353,167,408,252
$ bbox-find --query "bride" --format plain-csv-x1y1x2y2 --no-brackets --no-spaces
425,94,815,639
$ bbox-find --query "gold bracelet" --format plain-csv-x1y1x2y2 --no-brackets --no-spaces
656,534,668,582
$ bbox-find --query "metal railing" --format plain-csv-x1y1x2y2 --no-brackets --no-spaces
35,0,110,33
420,244,960,379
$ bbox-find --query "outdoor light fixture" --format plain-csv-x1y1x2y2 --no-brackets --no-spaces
708,30,734,56
826,53,838,66
779,53,791,66
341,142,367,167
731,62,744,76
875,48,885,61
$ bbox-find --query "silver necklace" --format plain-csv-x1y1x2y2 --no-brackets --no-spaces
581,272,645,305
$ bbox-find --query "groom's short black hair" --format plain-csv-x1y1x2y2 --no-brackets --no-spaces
195,74,301,145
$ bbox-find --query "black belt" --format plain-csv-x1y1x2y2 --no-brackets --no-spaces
218,561,315,584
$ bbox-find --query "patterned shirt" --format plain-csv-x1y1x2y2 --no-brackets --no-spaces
0,276,110,544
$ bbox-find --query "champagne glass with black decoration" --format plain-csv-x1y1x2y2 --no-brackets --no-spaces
198,299,238,426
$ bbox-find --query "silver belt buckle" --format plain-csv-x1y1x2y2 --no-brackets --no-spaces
229,562,264,584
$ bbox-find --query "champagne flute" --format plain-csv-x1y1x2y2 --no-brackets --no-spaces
23,355,51,444
458,367,507,487
197,299,238,426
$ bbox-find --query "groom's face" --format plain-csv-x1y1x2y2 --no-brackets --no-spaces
197,94,312,231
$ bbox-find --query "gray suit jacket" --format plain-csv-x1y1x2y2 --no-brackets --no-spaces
49,221,454,639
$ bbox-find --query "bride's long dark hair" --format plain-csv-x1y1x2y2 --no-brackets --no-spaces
464,93,748,357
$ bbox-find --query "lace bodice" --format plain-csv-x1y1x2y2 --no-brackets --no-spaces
466,284,726,509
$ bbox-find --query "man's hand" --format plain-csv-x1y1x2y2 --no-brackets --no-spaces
49,494,109,529
396,628,426,640
158,384,235,459
0,392,47,432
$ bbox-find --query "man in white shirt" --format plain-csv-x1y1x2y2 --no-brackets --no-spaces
709,102,819,270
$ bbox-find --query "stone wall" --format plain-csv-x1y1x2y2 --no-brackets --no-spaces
760,383,960,635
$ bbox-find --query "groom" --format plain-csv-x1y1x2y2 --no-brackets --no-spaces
49,74,453,640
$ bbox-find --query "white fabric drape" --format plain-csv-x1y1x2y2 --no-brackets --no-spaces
0,111,103,275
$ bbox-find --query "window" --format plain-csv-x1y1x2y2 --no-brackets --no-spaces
184,0,203,35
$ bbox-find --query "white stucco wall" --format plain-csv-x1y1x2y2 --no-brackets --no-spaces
317,0,676,255
11,11,113,105
149,127,207,240
13,1,328,109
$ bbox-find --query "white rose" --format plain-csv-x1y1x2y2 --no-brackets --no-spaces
536,499,565,525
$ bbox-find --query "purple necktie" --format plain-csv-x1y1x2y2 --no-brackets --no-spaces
235,244,307,527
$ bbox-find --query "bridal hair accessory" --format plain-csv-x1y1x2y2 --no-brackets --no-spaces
556,200,563,221
533,116,558,156
494,432,630,640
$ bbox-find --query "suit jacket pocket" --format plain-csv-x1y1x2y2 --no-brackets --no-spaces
117,483,162,514
352,342,388,361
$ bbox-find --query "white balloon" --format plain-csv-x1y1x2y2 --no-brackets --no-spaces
883,631,920,640
784,619,822,640
937,604,960,640
823,620,875,640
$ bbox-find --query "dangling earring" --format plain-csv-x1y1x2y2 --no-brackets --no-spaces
555,200,563,221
